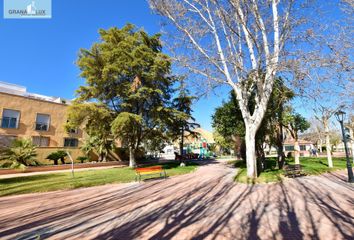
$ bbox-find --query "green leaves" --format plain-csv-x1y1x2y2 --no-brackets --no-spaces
72,23,177,157
111,112,143,134
0,138,38,168
283,109,310,138
111,112,143,148
46,151,67,161
212,77,295,150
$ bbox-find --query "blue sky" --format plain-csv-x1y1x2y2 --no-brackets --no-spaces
0,0,349,132
0,0,226,132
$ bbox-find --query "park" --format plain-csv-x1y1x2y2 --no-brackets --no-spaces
0,0,353,239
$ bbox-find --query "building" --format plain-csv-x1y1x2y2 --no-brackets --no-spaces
283,139,313,157
0,81,84,162
159,128,215,160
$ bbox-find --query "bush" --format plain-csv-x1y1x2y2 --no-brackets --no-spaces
0,138,38,169
46,150,67,165
77,156,88,163
114,147,145,161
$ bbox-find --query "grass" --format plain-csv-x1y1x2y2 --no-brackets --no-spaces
0,162,197,197
233,157,349,184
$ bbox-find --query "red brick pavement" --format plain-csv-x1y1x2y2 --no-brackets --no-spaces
0,160,353,239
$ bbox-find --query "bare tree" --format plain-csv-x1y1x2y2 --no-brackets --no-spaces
149,0,296,178
285,1,353,168
314,106,338,167
305,117,325,152
345,115,354,163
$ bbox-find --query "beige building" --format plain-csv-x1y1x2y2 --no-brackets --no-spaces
0,81,83,163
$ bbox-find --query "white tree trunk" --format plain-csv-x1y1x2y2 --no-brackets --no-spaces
350,128,354,164
245,126,257,178
326,135,333,167
319,139,323,153
294,140,300,165
326,134,333,168
324,123,333,168
129,147,136,168
351,141,354,164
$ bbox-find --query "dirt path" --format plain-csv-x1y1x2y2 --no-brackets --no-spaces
0,160,353,240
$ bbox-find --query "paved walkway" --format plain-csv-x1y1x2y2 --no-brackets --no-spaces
0,160,353,240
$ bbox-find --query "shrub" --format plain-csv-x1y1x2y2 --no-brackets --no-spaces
0,138,38,169
46,150,67,165
77,156,88,163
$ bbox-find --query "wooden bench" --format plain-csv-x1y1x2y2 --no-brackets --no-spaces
284,164,304,178
135,165,166,182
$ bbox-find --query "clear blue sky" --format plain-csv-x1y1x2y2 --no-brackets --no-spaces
0,0,227,132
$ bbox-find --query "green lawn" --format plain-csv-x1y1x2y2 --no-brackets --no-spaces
233,157,349,184
0,162,197,197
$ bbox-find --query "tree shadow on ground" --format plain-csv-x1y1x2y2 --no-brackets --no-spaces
0,163,353,240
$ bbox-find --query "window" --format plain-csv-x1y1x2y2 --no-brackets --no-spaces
64,138,78,147
1,109,20,129
67,128,78,134
0,135,17,147
35,114,50,131
66,120,78,134
300,145,306,151
285,145,294,151
32,136,50,147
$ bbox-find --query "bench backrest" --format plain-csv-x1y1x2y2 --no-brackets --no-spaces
135,166,163,173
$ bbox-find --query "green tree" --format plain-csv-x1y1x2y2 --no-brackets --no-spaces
213,131,232,155
169,80,199,156
264,79,295,168
74,24,176,167
212,78,294,172
66,103,113,162
46,150,67,165
0,138,38,169
283,110,310,164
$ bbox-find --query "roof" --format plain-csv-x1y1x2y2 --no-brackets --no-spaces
0,81,70,104
183,128,215,144
284,139,314,145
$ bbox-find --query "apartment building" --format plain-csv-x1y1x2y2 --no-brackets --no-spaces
0,81,83,161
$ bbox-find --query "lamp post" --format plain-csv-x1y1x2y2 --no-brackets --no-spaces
335,110,354,183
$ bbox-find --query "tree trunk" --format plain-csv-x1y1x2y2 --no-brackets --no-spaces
60,157,65,164
351,141,354,164
129,147,136,168
325,134,333,167
276,124,285,169
324,121,333,168
349,128,354,164
319,139,323,153
54,159,58,165
245,127,257,178
294,139,300,165
180,126,184,156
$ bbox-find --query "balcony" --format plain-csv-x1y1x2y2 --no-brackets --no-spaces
35,122,49,131
1,117,18,129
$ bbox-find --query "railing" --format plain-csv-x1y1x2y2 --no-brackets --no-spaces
0,117,18,129
35,122,49,131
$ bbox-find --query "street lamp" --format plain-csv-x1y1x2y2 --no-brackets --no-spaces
335,110,354,183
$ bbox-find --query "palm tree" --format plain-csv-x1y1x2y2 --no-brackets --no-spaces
81,135,111,162
46,150,67,165
0,138,38,169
